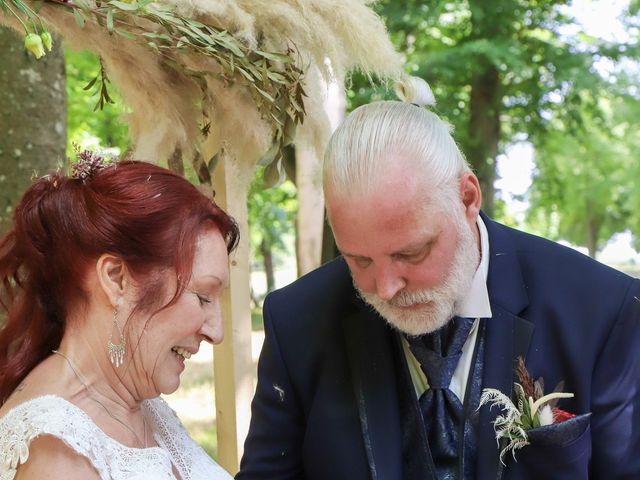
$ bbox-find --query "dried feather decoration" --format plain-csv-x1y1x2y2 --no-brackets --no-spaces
1,0,403,187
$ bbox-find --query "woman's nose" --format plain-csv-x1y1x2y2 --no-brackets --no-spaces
199,304,224,344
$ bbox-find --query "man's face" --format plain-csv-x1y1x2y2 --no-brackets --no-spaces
327,171,480,336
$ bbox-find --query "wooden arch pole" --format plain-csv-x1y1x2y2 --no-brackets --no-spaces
207,146,254,475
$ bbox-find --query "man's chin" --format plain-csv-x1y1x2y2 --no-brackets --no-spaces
388,316,450,337
374,304,452,337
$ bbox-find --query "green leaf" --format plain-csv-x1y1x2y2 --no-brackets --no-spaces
108,0,140,12
73,8,85,28
235,65,255,82
174,36,187,48
262,60,268,87
106,8,114,33
74,0,91,9
258,143,279,167
255,86,275,103
114,28,135,40
83,75,98,91
141,32,171,42
255,50,292,63
266,70,287,83
263,155,285,187
207,151,221,176
283,117,297,146
269,112,285,127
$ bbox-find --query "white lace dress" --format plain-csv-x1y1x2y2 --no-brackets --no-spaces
0,395,232,480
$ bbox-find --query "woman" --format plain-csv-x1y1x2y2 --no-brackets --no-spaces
0,155,238,479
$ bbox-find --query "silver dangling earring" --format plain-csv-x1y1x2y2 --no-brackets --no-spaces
108,306,125,367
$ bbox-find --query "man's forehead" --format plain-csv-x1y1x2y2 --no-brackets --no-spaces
331,199,444,256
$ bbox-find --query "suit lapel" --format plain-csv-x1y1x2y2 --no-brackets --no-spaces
476,215,535,479
342,306,404,480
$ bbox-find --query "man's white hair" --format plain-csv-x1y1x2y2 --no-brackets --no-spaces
323,98,471,205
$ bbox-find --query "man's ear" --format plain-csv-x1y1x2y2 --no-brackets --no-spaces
460,171,482,221
96,254,129,308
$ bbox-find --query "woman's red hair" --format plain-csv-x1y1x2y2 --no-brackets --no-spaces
0,160,238,404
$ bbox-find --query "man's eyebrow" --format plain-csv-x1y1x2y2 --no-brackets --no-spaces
339,236,437,259
340,250,363,258
393,238,435,256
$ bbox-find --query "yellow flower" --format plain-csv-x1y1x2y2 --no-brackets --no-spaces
40,31,53,52
24,33,45,59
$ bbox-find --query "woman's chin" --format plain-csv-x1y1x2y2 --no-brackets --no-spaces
158,379,181,396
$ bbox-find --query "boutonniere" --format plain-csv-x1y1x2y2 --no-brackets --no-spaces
479,357,576,461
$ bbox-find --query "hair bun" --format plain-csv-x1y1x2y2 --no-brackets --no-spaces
394,76,435,107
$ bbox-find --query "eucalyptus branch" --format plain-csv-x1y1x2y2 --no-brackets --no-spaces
47,0,306,177
83,57,114,111
2,0,307,176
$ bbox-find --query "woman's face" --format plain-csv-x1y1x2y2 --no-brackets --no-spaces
128,227,229,396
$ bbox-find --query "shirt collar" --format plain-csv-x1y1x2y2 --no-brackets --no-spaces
455,215,492,319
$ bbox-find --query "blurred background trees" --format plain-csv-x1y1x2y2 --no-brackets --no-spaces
1,0,639,290
349,0,639,217
344,0,639,272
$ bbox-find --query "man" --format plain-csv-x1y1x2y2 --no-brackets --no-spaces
237,86,640,479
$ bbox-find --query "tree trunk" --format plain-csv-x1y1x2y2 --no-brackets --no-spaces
260,238,275,293
467,64,500,217
0,27,66,232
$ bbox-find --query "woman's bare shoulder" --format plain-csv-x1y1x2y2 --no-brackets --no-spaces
13,434,101,480
0,358,69,416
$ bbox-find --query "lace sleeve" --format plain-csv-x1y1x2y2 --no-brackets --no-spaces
146,397,233,480
0,395,175,480
0,396,111,480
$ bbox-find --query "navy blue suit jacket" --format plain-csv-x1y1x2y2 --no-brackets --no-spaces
237,216,640,479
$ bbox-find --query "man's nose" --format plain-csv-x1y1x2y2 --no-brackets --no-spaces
374,265,406,301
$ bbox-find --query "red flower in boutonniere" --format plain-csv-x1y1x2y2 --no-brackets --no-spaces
552,407,576,423
479,357,576,462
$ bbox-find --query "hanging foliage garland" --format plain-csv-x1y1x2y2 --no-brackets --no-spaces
2,0,404,189
1,0,306,183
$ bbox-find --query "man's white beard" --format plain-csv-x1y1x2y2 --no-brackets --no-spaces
355,217,480,336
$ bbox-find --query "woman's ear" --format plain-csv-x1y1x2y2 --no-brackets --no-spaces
96,254,129,308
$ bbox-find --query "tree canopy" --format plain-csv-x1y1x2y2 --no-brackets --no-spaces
348,0,639,231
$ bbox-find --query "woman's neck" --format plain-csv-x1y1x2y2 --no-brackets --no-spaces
56,334,142,414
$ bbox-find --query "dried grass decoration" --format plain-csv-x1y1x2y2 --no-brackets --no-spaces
1,0,402,186
2,0,304,183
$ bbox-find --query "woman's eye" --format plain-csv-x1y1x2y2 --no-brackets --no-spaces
190,290,211,306
197,294,211,306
